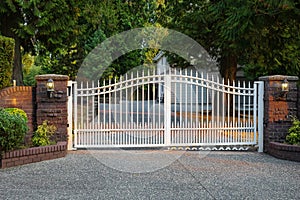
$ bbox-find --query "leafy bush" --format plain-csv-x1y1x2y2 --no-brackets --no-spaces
4,108,28,123
0,108,28,152
32,120,57,146
0,36,14,90
286,117,300,145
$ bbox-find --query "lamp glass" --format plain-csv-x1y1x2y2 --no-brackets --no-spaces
281,79,289,92
47,79,54,91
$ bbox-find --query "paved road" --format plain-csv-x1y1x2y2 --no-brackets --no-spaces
0,150,299,199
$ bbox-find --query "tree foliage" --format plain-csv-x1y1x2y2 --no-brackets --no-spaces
0,0,79,85
4,0,298,82
0,36,14,89
37,0,166,81
162,0,300,81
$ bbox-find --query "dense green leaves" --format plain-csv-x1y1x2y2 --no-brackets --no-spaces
4,108,28,123
0,0,79,85
32,120,56,147
162,0,300,81
2,0,298,82
286,117,300,145
0,36,14,89
37,0,166,81
0,108,28,152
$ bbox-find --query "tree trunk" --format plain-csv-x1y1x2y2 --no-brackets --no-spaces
12,37,23,86
219,54,237,116
220,54,237,83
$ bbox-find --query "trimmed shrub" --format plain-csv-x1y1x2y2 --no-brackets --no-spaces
0,108,28,152
32,120,57,147
0,36,14,90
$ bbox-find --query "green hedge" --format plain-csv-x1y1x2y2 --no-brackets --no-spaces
0,35,14,90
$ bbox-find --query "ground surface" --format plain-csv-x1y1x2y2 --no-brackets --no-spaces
0,150,299,199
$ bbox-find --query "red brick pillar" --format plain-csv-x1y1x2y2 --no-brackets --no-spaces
259,75,298,152
35,74,69,142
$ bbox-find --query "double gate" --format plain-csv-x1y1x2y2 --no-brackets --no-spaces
72,69,264,151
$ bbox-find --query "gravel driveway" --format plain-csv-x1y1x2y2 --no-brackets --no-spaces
0,150,299,200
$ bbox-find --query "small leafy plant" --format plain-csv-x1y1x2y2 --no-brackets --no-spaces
32,120,57,146
286,117,300,145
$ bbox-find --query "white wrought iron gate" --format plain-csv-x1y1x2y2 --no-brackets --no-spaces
73,69,264,151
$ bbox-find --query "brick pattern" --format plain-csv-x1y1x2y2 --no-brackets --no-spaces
268,142,300,162
259,75,299,152
0,86,36,144
36,75,69,142
0,142,67,168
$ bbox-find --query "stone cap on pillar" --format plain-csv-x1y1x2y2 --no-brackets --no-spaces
259,75,298,82
35,74,69,81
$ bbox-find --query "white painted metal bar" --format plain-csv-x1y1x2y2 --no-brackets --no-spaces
164,69,171,146
195,71,199,126
92,81,95,131
216,76,220,129
190,69,193,126
222,78,225,130
147,70,150,127
114,77,117,127
185,69,188,124
152,71,155,127
211,75,215,130
253,82,258,145
233,80,236,126
136,70,139,125
206,74,209,126
201,74,204,128
73,82,78,148
180,69,183,126
103,80,106,125
125,73,128,130
256,81,264,152
86,82,89,130
67,81,74,150
142,71,145,126
120,77,123,127
174,71,177,129
237,81,241,126
108,79,111,126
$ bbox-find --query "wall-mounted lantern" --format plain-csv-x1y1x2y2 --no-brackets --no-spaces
274,78,289,101
46,79,55,98
281,78,289,92
46,79,63,99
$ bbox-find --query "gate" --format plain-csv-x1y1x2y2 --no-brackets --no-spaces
73,69,264,151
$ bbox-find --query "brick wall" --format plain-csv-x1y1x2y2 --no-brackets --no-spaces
259,75,299,152
0,86,36,144
0,142,67,169
268,142,300,162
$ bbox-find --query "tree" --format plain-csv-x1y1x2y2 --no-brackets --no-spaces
161,0,300,81
39,0,167,81
0,0,79,85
